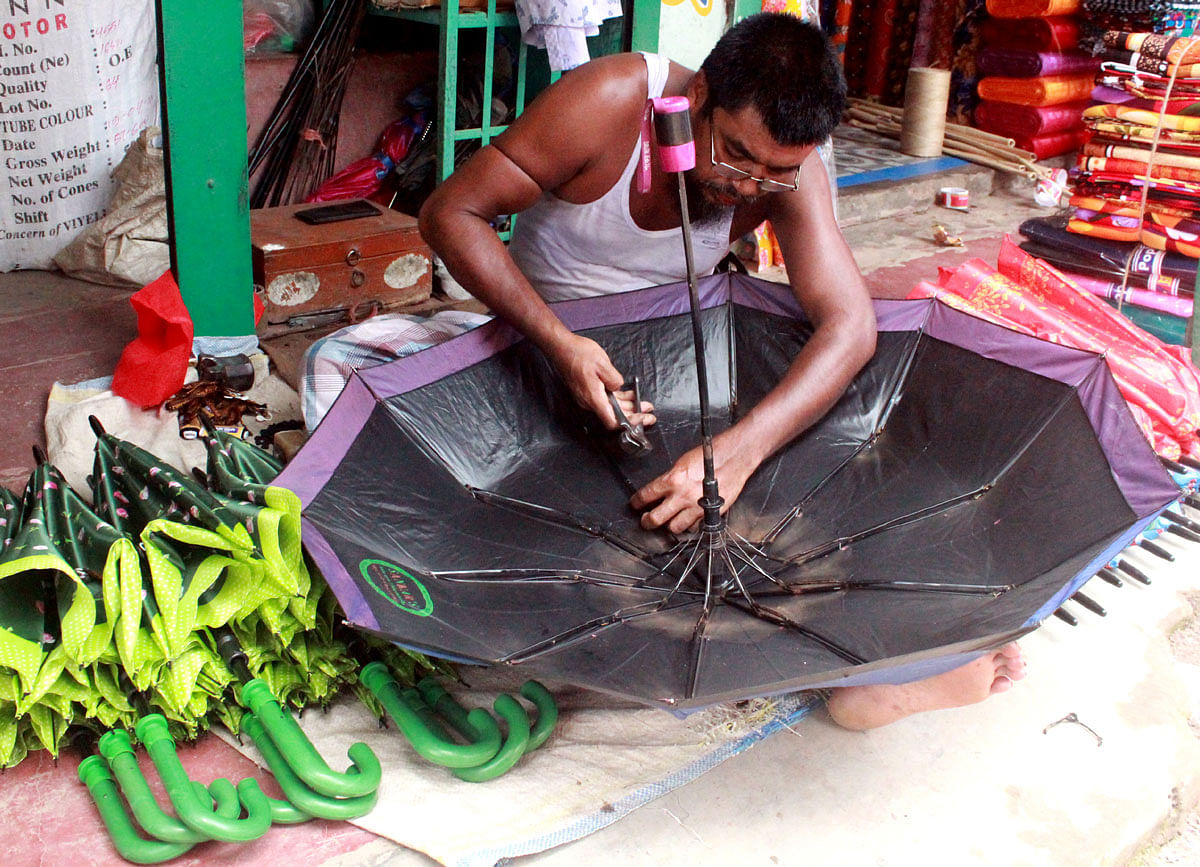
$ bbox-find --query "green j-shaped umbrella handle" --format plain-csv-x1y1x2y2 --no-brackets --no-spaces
414,677,503,759
100,728,231,843
242,714,375,820
202,778,250,821
361,662,499,768
134,714,272,842
453,694,531,783
208,774,309,825
240,678,381,799
78,756,195,864
520,680,559,752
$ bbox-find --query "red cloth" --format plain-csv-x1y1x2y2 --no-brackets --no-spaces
975,100,1089,137
112,271,194,409
906,238,1200,459
1016,129,1087,158
977,16,1080,51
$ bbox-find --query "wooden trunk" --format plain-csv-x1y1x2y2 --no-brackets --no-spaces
251,200,434,336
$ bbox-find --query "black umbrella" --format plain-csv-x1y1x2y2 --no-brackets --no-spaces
276,269,1181,709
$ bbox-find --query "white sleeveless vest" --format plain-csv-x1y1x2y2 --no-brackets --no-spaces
508,53,734,303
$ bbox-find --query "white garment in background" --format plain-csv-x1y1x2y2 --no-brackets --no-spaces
508,53,735,302
515,0,622,71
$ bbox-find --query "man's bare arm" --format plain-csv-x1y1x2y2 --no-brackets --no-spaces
418,57,653,427
631,149,876,531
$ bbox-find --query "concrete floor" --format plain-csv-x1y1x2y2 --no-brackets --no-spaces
3,169,1200,866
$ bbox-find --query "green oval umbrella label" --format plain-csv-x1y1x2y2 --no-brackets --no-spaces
360,559,433,617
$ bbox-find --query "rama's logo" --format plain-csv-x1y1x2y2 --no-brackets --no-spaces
359,559,433,617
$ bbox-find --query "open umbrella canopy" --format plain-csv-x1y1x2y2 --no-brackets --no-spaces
279,273,1181,709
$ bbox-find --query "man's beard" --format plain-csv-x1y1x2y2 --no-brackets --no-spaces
682,171,758,228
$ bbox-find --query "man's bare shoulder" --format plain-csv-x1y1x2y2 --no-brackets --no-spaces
544,54,650,119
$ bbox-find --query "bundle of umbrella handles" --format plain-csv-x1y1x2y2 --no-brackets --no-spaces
74,627,558,863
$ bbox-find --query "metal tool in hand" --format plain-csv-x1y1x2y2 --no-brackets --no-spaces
607,376,652,456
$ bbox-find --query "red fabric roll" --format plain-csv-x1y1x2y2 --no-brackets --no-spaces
977,47,1100,77
977,16,1080,51
1015,129,1087,158
975,100,1089,137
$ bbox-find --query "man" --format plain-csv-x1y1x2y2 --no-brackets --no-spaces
420,13,1025,727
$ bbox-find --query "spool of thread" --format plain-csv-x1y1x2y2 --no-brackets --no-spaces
900,67,952,157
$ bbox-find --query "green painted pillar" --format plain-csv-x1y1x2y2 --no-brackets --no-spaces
630,0,661,53
157,0,255,338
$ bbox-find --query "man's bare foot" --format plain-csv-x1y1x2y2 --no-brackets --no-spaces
825,643,1027,731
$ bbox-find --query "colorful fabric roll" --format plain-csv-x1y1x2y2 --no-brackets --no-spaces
977,47,1100,76
1018,129,1089,157
1104,30,1200,62
1084,102,1200,132
976,72,1098,104
977,16,1081,51
1082,140,1200,169
1020,214,1199,281
975,100,1090,136
985,0,1082,18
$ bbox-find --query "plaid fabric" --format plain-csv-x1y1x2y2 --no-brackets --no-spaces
300,310,492,429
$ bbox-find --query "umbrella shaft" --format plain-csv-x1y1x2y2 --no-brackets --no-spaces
675,173,719,507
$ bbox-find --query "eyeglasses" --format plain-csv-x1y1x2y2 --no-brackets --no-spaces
709,132,801,193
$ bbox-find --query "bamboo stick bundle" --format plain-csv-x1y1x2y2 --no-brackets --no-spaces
844,98,1050,179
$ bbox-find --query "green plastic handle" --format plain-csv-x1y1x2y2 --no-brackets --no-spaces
454,694,531,783
240,679,381,799
521,681,559,752
78,755,195,864
135,714,272,842
241,714,376,821
99,729,211,844
416,678,503,760
203,778,245,820
361,662,497,768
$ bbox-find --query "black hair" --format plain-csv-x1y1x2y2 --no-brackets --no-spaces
699,13,846,146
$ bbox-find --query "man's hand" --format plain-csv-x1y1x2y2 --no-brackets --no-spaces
630,439,756,533
547,333,656,429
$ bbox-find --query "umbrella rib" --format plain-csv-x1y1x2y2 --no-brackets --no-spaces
759,433,879,546
753,579,1014,596
722,595,867,665
427,567,700,594
466,487,655,561
760,328,926,547
501,597,695,664
781,485,993,567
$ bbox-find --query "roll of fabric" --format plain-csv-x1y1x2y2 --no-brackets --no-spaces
1080,155,1200,181
1017,129,1089,158
1019,214,1199,281
985,0,1082,18
977,16,1080,51
976,72,1097,105
975,100,1090,137
1081,140,1200,170
977,47,1100,77
911,0,959,67
949,0,989,122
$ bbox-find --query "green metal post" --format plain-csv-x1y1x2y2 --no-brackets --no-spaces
630,0,661,53
157,0,255,338
437,0,462,182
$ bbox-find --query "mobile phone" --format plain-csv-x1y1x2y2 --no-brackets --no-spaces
294,200,382,225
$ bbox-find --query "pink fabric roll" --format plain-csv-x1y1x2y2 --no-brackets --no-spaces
975,100,1089,137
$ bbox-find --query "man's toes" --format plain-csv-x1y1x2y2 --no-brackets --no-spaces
997,642,1022,660
990,674,1014,695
